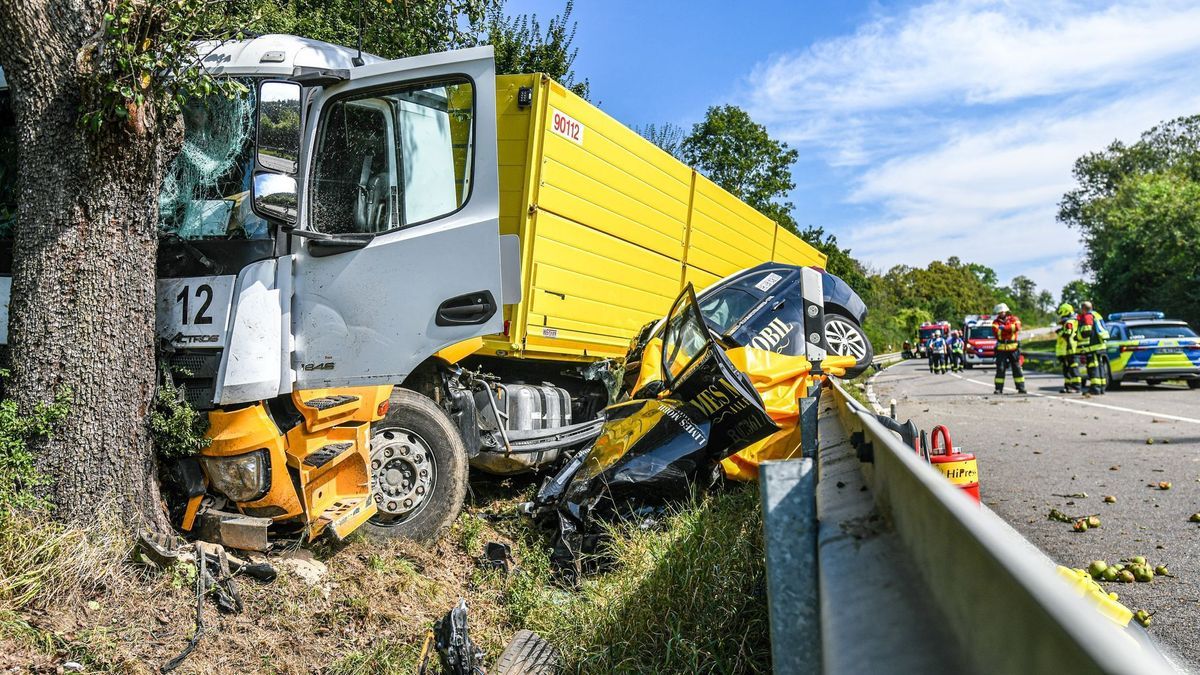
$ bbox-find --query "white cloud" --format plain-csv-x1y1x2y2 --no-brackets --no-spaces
743,0,1200,294
749,0,1200,120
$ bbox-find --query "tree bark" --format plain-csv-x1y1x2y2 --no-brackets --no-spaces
0,0,178,530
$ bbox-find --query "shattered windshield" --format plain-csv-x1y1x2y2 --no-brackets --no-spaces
158,80,268,240
0,90,16,238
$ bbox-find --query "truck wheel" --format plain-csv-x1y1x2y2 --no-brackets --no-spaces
492,630,562,675
824,313,873,378
363,388,468,545
1188,380,1200,389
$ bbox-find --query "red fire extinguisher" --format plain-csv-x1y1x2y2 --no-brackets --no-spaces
928,425,980,503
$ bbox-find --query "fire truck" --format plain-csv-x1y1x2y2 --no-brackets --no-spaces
916,321,952,357
962,314,996,368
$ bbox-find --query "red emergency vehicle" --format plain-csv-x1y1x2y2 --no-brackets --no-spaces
962,314,996,368
916,321,952,356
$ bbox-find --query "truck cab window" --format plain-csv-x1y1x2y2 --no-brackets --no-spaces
157,82,268,240
311,78,473,235
0,91,16,239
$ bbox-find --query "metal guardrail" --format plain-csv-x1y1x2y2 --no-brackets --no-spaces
871,351,903,366
760,379,1179,674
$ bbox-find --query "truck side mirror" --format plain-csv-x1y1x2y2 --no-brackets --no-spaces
252,80,301,223
255,81,301,173
252,173,298,223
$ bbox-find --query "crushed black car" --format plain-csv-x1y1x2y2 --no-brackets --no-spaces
526,272,850,575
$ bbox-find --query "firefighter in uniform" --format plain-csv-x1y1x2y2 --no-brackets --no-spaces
948,330,966,372
1055,303,1081,393
1077,301,1109,395
929,330,948,374
991,303,1026,394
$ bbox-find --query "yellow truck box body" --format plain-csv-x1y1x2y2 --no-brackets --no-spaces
482,74,827,363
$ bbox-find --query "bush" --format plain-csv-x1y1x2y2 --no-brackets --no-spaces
0,389,70,513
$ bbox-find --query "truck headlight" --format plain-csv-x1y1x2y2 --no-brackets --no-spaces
201,449,270,503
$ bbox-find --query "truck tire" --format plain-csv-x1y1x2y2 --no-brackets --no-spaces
824,313,874,378
1188,379,1200,389
363,388,468,545
492,630,562,675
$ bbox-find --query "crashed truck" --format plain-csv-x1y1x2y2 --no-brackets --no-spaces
0,35,869,548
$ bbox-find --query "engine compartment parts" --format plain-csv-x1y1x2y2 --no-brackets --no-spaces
528,286,781,574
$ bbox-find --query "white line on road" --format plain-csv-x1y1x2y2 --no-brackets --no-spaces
950,373,1200,425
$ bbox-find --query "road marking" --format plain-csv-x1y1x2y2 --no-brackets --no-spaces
949,373,1200,425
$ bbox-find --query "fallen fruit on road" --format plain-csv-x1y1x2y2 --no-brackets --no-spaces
1088,560,1109,577
1073,519,1089,532
1134,609,1152,627
1130,556,1147,565
1133,566,1154,582
1189,513,1200,523
1102,568,1118,582
1048,508,1072,522
1155,565,1170,577
1157,481,1172,490
1118,570,1136,583
1103,495,1116,503
1087,515,1101,528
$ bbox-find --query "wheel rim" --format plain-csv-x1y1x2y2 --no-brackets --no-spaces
825,319,868,361
368,427,436,524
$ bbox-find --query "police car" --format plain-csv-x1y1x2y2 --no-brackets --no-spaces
1104,311,1200,389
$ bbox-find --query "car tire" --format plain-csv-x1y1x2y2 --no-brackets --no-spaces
1188,380,1200,390
1106,370,1121,390
823,313,873,378
492,630,562,675
362,388,468,546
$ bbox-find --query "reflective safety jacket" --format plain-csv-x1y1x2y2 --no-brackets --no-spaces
992,314,1022,351
1055,317,1079,356
1077,311,1108,353
929,337,947,354
948,336,965,354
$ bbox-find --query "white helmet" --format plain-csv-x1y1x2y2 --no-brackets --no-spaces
994,303,1009,314
933,330,942,337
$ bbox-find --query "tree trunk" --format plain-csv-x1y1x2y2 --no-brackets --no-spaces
0,1,178,529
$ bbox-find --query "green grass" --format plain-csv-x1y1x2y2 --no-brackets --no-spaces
495,485,770,674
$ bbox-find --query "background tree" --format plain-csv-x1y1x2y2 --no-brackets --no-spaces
1060,279,1094,308
255,0,495,60
635,122,686,160
0,0,244,527
681,105,799,231
1060,114,1200,324
484,0,588,98
799,225,869,292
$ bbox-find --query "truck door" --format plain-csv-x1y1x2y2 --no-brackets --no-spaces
293,48,502,387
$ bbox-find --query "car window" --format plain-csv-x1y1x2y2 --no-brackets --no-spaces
661,287,711,384
1108,325,1125,340
1127,324,1198,339
311,77,474,235
698,287,762,334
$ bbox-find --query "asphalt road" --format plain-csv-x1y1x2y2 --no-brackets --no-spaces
871,358,1200,669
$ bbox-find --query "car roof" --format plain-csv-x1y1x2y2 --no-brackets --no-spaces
1119,319,1190,328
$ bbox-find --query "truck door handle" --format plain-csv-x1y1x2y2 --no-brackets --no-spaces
436,291,497,326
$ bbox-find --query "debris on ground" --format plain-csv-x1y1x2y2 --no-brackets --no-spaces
478,542,514,575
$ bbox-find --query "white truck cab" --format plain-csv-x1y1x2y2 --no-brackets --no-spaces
0,35,514,543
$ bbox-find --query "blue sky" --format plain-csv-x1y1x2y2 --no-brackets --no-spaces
503,0,1200,297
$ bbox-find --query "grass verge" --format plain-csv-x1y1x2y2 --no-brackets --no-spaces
1,476,770,674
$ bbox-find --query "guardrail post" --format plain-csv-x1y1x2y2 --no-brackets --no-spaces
760,458,819,675
799,385,821,459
